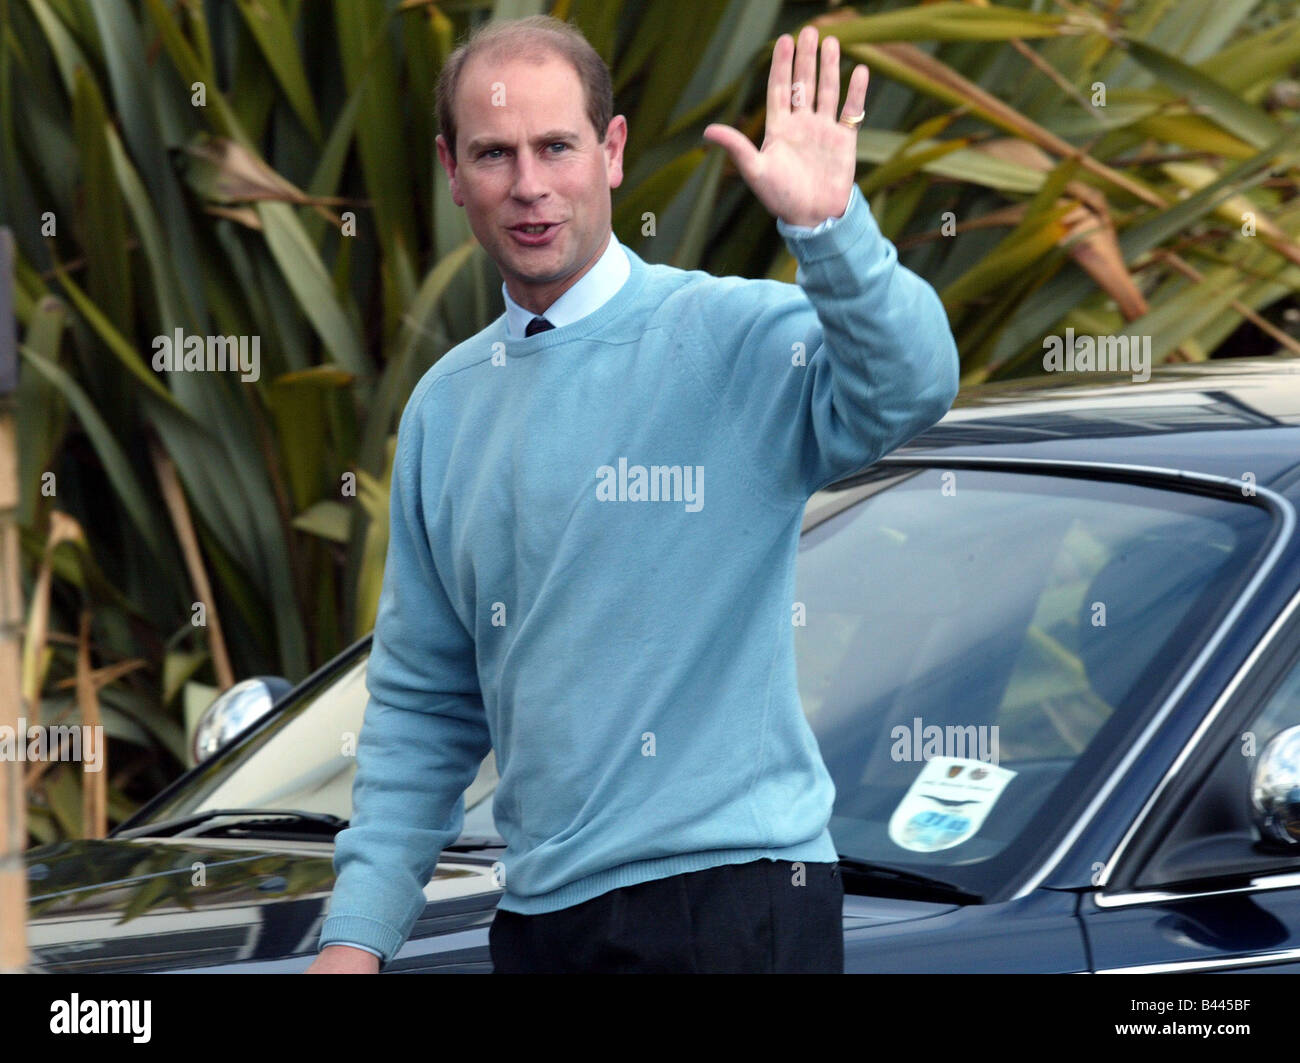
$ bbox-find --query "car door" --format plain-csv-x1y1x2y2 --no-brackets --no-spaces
1080,606,1300,973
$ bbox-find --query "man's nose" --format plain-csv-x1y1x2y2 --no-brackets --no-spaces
511,148,548,201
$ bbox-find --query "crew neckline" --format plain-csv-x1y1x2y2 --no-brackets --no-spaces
489,243,650,349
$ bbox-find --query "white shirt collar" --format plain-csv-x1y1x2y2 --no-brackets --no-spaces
502,231,630,339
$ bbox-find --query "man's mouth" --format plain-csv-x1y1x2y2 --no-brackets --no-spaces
508,221,563,246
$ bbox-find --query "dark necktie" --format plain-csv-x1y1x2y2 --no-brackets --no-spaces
525,316,554,337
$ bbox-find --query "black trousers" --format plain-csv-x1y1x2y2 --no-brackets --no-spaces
489,858,843,973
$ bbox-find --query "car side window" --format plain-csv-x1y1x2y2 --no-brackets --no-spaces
1246,658,1300,754
1132,644,1300,888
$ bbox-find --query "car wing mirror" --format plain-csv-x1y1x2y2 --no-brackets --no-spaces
192,676,292,763
1251,724,1300,847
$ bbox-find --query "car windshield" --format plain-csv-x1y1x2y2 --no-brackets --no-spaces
797,466,1272,897
131,466,1276,899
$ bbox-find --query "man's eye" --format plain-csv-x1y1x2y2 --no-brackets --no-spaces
481,148,504,159
547,142,569,153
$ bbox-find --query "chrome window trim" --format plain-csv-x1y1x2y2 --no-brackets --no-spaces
872,455,1297,899
1096,947,1300,974
1093,867,1300,909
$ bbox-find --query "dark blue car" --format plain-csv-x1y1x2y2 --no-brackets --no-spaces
25,358,1300,973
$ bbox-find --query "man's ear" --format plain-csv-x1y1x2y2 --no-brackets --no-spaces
604,115,627,190
435,134,465,207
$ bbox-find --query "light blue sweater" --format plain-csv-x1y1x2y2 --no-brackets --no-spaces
319,184,960,963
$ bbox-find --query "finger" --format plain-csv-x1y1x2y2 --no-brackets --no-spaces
792,25,817,112
702,123,761,180
841,63,870,123
767,33,793,119
816,34,840,118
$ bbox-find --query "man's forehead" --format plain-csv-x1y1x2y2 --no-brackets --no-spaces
458,48,582,101
455,50,589,149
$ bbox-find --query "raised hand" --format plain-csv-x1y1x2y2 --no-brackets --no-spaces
703,26,868,228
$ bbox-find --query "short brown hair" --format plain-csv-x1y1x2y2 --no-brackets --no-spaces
436,15,614,161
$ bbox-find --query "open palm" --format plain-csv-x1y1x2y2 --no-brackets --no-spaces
704,26,869,228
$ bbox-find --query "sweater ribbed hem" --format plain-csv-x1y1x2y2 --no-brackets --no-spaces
318,833,840,961
494,827,839,914
318,914,405,964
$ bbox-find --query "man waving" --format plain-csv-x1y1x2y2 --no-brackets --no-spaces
310,14,958,974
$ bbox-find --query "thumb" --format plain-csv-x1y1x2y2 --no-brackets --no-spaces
703,123,760,180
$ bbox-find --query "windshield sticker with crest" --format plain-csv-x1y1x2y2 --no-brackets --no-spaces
888,756,1017,853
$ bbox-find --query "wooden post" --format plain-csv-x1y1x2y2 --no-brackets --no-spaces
0,228,29,972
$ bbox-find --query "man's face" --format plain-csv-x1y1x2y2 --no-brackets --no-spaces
436,50,626,313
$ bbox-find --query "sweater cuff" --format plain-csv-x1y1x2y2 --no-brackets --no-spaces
777,183,883,265
320,913,406,964
326,940,385,960
776,186,855,237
